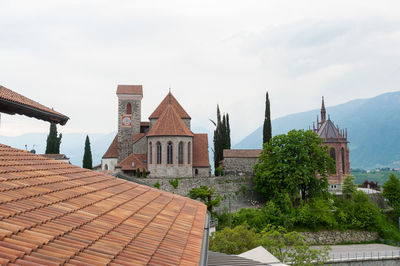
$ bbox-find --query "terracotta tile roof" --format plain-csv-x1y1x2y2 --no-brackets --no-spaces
193,134,210,167
116,85,143,95
140,121,150,127
133,133,146,143
39,154,69,160
0,85,69,125
116,154,147,171
147,105,194,137
223,149,262,158
102,135,118,159
0,143,207,265
149,92,191,119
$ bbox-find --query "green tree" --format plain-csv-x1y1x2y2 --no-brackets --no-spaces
189,185,221,212
82,135,92,169
212,105,231,171
209,224,259,255
136,168,141,177
260,226,330,265
383,173,400,207
254,129,335,202
263,91,272,144
342,175,357,199
45,122,62,154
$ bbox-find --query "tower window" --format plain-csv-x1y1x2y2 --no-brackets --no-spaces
188,142,191,164
149,142,153,164
167,141,173,164
330,147,336,164
126,103,132,114
178,142,183,164
156,142,162,164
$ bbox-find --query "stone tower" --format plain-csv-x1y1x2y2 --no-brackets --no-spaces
117,85,143,162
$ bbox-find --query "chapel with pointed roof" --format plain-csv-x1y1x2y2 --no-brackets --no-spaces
313,97,351,192
101,85,210,177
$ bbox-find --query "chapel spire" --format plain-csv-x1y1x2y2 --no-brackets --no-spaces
321,96,326,123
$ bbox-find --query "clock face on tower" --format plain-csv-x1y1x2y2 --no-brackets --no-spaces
121,115,132,127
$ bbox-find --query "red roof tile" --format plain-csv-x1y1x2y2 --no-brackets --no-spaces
193,134,210,167
102,135,118,159
116,154,147,171
147,105,194,137
116,85,143,95
149,92,191,119
223,149,262,158
0,85,69,125
0,144,207,265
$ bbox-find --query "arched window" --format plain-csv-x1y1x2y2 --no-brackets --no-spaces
149,142,153,164
178,142,183,164
156,142,162,164
341,147,345,174
105,164,108,170
167,142,173,164
126,103,132,114
187,142,191,164
330,147,336,165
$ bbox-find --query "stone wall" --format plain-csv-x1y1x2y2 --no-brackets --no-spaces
223,157,258,175
117,174,262,212
300,230,379,245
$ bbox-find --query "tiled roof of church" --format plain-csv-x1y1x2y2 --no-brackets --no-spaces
102,134,118,158
116,85,143,95
116,153,147,171
0,144,207,265
317,119,340,139
147,104,194,137
193,134,210,167
223,149,262,158
0,85,69,125
149,92,191,119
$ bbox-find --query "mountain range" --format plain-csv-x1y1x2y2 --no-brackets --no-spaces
235,91,400,169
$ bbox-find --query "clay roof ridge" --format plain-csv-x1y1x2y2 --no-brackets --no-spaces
149,92,191,119
147,105,193,137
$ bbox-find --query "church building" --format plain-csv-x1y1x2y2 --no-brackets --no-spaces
313,97,351,193
101,85,210,177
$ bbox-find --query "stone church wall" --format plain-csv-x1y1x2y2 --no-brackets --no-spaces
223,157,258,175
133,135,147,154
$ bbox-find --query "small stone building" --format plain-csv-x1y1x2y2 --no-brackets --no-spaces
222,149,262,175
312,97,351,193
101,85,210,177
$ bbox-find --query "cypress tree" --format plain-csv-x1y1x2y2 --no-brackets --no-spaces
46,122,62,154
213,106,232,171
82,135,93,169
226,113,231,149
263,91,272,144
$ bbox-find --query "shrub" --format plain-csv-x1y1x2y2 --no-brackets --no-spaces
136,168,141,177
209,224,259,254
215,166,224,176
169,178,179,189
153,181,160,189
142,169,147,178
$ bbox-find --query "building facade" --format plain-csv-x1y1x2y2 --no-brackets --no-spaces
101,85,210,177
313,97,351,193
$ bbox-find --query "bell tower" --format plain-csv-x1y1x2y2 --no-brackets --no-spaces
116,85,142,162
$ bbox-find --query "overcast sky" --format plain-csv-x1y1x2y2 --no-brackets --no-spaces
1,0,400,144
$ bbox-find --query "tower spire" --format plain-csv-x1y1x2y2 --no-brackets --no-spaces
321,96,326,123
